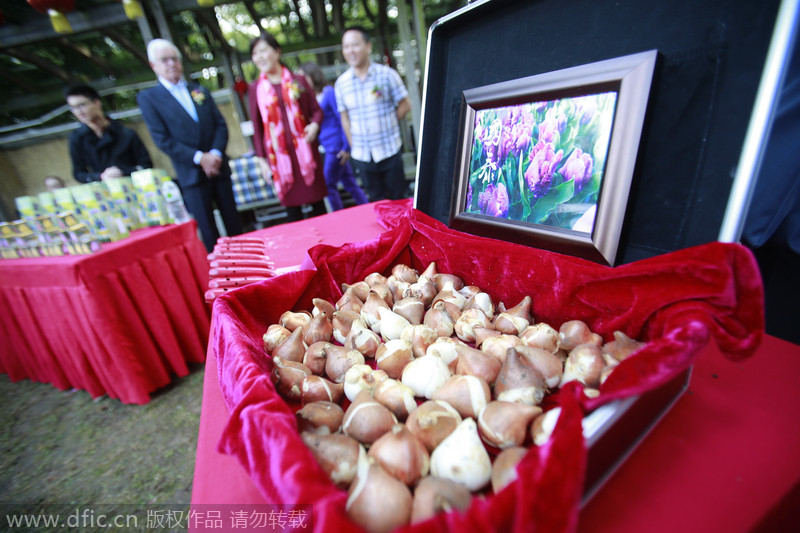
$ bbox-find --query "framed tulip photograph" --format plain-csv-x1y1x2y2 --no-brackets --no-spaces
449,50,658,265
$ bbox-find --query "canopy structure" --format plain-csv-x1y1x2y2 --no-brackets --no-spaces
0,0,432,147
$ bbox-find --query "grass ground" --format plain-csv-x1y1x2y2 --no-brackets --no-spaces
0,364,205,532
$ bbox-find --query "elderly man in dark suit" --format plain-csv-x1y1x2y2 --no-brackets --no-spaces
137,38,242,251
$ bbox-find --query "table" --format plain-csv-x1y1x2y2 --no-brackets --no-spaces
0,222,210,405
190,203,800,532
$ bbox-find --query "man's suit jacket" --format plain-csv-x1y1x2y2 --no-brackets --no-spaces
137,82,231,188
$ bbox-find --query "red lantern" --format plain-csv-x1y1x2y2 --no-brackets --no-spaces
234,77,249,98
27,0,75,34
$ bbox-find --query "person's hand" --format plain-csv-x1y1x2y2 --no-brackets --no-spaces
200,152,223,177
257,157,274,185
336,150,350,165
303,122,319,144
100,166,123,180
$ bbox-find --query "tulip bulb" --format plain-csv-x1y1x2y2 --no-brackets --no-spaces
425,336,465,371
411,476,472,524
405,400,462,452
336,288,363,314
378,306,412,341
303,310,333,345
473,326,501,348
403,278,437,307
531,407,561,446
480,334,524,363
263,324,291,353
324,345,366,383
455,344,502,386
303,341,331,376
296,401,344,434
375,338,414,379
520,322,560,353
372,378,418,420
491,447,528,494
561,343,606,388
392,297,425,325
558,320,602,351
477,400,542,448
368,424,430,485
391,263,419,284
514,345,564,389
433,273,464,292
465,291,495,319
360,290,391,333
280,310,312,332
271,326,307,363
423,300,455,338
271,356,312,401
603,330,646,364
312,298,336,318
343,364,389,402
346,453,413,533
431,374,491,419
343,281,370,302
454,308,492,343
430,418,491,491
401,353,451,399
494,348,547,405
301,432,361,489
432,280,467,311
493,312,529,335
387,278,410,304
342,390,398,444
401,324,439,359
364,272,389,287
344,320,382,358
331,309,361,344
418,261,437,282
301,375,344,404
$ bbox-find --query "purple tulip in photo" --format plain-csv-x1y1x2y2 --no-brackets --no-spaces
525,139,564,198
561,148,594,192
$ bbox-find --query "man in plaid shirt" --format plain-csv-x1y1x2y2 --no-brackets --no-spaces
335,26,411,201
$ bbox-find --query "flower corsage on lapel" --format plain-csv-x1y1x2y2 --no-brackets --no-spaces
287,80,302,102
191,88,206,105
370,84,383,102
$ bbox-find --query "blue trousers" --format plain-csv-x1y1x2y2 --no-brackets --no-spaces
324,152,369,211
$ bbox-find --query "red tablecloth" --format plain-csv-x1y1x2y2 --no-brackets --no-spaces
191,202,800,531
0,222,210,404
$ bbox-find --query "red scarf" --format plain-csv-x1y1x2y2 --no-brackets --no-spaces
256,66,316,201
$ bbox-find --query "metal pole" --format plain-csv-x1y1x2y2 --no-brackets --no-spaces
718,0,800,242
396,0,421,144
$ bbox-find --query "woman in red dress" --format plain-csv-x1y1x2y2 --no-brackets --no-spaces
248,33,328,222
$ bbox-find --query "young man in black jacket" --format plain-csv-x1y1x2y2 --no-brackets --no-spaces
65,84,153,183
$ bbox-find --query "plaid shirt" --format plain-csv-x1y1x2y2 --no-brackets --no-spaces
335,63,408,163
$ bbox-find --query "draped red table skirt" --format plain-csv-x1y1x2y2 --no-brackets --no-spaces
191,201,799,532
0,222,210,405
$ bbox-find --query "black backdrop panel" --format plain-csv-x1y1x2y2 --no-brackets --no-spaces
415,0,781,264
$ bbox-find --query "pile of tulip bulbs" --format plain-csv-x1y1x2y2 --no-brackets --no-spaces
264,262,645,533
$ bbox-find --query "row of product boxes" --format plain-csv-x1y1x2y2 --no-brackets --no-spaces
1,169,190,259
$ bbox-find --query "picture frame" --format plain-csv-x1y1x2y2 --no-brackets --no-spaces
449,50,658,265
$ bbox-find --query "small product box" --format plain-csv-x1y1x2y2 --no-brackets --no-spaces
131,169,170,226
106,177,143,231
38,191,59,215
14,196,41,218
70,184,117,242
